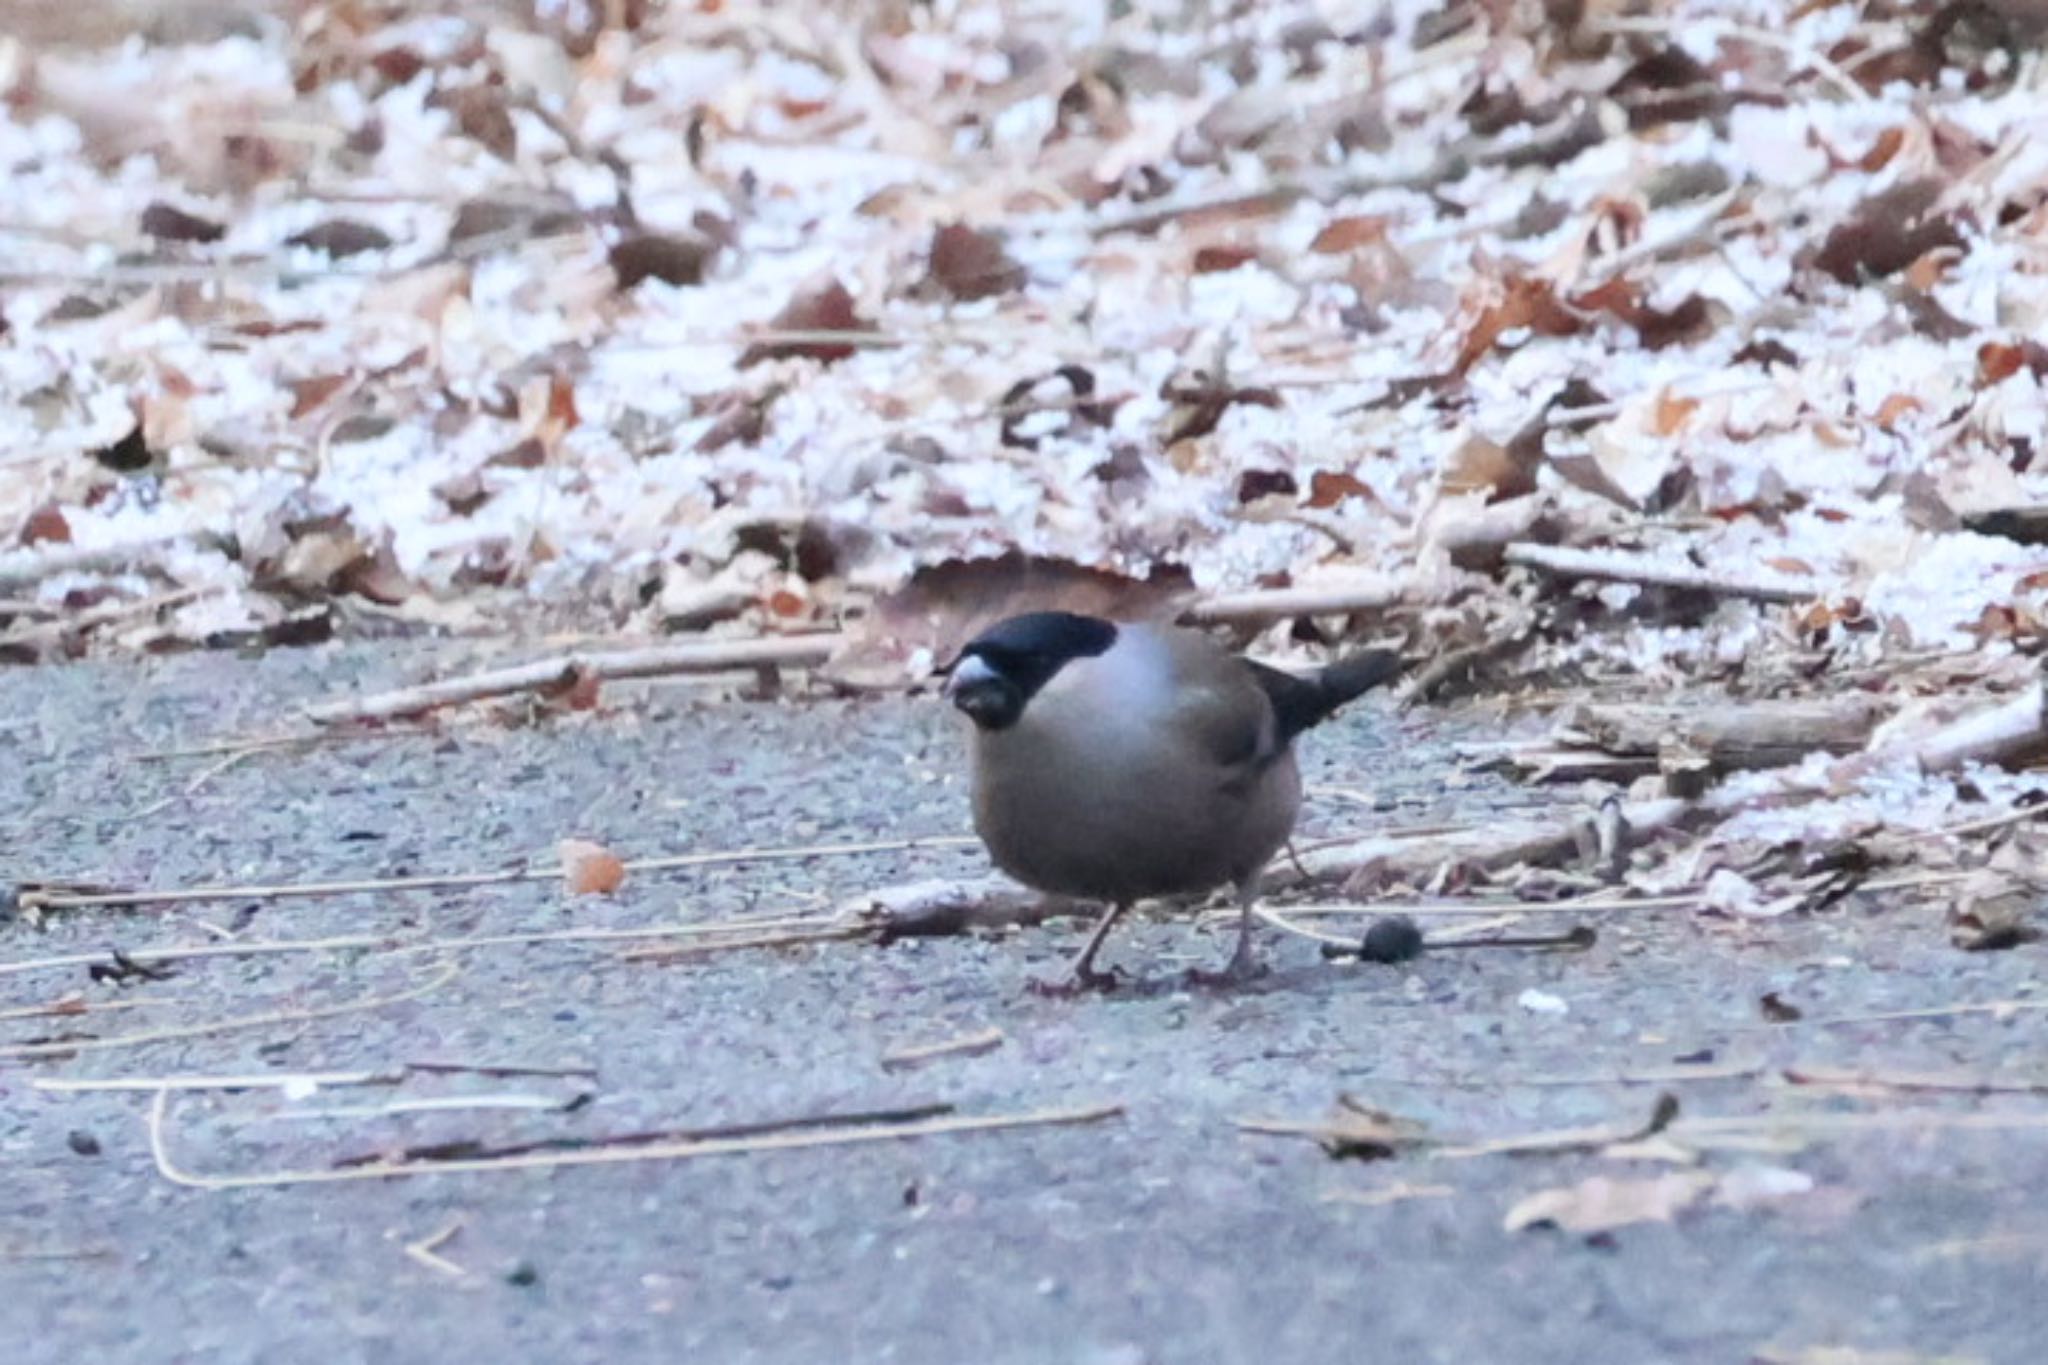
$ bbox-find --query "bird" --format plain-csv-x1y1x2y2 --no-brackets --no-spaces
941,610,1401,990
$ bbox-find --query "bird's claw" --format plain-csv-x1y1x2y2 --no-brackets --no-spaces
1183,949,1268,990
1026,963,1122,997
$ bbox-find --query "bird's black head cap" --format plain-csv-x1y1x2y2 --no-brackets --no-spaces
944,611,1118,730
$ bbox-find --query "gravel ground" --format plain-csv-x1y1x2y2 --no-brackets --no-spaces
3,643,2046,1365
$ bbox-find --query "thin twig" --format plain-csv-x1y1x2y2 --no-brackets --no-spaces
20,835,978,912
0,962,459,1061
0,994,203,1022
402,1219,470,1279
405,1059,598,1081
1783,1063,2048,1096
879,1027,1005,1071
620,924,866,963
33,1070,397,1094
1183,579,1410,624
0,909,838,980
128,727,438,763
148,1092,1125,1189
1321,1183,1455,1208
132,749,256,822
304,635,846,724
1503,542,1823,604
362,1102,965,1165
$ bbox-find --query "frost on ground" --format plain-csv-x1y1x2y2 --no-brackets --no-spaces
3,0,2048,694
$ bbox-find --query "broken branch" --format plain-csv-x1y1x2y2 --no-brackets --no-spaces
1503,542,1823,604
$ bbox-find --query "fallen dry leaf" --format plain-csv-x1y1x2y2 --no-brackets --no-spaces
737,279,875,368
926,223,1024,300
559,839,627,896
610,233,714,290
286,220,395,258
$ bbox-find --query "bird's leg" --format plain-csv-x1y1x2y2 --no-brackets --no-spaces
1029,901,1128,995
1187,878,1267,987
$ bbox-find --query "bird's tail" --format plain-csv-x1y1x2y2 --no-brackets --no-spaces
1249,648,1404,742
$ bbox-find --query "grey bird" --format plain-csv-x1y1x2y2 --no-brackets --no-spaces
942,611,1401,989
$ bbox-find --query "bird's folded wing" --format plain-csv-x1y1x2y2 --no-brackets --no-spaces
1164,672,1279,776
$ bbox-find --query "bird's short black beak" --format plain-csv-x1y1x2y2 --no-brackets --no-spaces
943,655,1023,730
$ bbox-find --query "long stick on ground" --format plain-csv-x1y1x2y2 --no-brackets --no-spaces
148,1091,1124,1189
300,583,1430,726
18,834,979,913
1503,542,1823,604
0,963,459,1061
1274,681,2048,890
304,635,845,724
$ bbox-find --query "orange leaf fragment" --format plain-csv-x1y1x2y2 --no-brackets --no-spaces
1652,390,1700,437
1305,469,1375,508
1309,216,1389,253
1857,127,1906,173
1874,393,1923,430
559,839,627,896
22,504,72,546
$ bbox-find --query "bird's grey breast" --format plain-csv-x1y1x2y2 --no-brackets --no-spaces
966,629,1301,900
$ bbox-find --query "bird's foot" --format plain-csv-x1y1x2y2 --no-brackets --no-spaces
1183,945,1268,990
1026,962,1122,997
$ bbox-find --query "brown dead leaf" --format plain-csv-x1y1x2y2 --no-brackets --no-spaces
432,85,519,161
288,374,352,420
555,668,603,713
610,233,713,290
1856,126,1906,173
1192,244,1260,273
1980,341,2027,385
1808,179,1963,284
490,438,547,471
1977,339,2048,386
926,223,1024,301
1571,277,1716,351
737,279,875,367
1874,393,1924,430
559,839,627,896
286,220,394,258
1310,215,1390,254
337,545,411,606
1306,470,1377,509
1441,433,1536,501
693,387,779,453
139,201,225,244
1903,247,1960,293
1652,390,1700,437
1504,1171,1715,1233
21,505,73,547
1453,274,1582,376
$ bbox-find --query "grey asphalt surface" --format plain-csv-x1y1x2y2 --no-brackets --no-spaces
3,642,2047,1365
